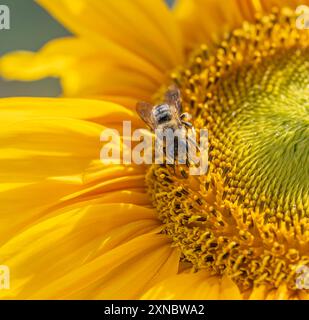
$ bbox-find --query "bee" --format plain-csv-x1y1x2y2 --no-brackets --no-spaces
136,86,198,169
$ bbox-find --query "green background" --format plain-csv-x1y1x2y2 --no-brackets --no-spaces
0,0,174,97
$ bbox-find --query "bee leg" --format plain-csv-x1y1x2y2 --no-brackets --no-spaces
181,120,197,136
171,148,188,179
177,152,189,178
187,135,200,152
175,164,188,179
183,120,196,140
180,168,188,179
180,113,192,121
165,149,175,165
185,140,191,168
181,120,193,129
165,150,176,175
186,158,191,168
173,166,177,176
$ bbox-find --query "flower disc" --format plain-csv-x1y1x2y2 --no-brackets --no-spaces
147,8,309,292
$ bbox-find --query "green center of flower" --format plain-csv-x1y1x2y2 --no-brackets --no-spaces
211,47,309,214
147,8,309,292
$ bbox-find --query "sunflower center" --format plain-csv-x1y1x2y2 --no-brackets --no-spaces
147,8,309,291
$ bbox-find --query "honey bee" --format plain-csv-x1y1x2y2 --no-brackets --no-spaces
136,86,198,168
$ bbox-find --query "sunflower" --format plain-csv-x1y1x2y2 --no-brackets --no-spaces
0,0,308,300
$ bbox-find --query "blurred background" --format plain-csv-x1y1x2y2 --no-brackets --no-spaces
0,0,174,97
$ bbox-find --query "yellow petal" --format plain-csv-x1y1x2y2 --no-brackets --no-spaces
141,271,242,300
249,284,308,300
0,98,143,244
1,0,184,103
0,97,136,124
36,0,184,70
63,189,151,209
174,0,249,49
298,291,309,300
0,203,162,299
0,37,164,105
248,285,268,300
4,232,180,299
61,59,159,101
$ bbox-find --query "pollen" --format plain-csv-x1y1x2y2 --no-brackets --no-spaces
147,8,309,292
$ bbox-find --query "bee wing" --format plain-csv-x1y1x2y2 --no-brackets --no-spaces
165,85,182,114
136,101,155,130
